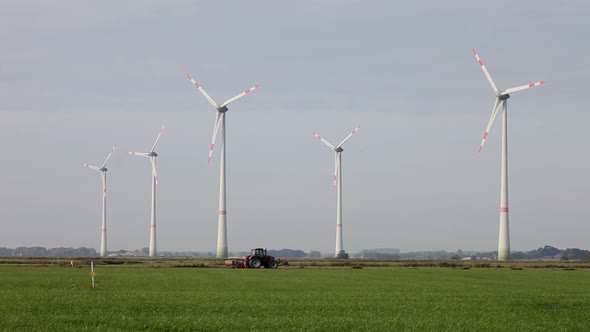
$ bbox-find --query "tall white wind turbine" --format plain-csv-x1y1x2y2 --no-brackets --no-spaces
187,74,260,258
472,49,545,261
82,145,117,257
129,124,165,257
312,125,360,257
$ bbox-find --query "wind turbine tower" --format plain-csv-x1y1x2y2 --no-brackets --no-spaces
187,75,260,258
129,124,165,257
472,49,545,261
312,125,360,257
82,145,117,257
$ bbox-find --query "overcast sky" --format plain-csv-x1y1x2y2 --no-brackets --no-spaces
1,1,588,254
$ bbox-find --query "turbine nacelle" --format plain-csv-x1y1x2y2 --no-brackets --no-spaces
82,144,117,173
130,124,165,190
473,49,544,152
129,124,165,158
187,75,260,163
311,125,360,189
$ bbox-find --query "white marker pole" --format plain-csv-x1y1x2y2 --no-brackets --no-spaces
91,261,96,288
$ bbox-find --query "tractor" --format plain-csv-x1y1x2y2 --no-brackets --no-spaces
225,248,279,268
245,248,279,269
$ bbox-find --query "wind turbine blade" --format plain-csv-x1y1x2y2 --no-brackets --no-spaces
479,99,504,152
82,163,100,171
208,112,223,163
101,144,117,168
129,152,149,157
151,158,158,187
472,49,499,95
187,74,219,109
502,81,545,95
102,173,106,196
333,153,340,189
151,124,165,152
219,84,261,108
312,132,336,150
337,125,361,148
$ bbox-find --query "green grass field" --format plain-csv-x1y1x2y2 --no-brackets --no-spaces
1,264,589,331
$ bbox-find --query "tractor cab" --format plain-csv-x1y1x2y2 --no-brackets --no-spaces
251,248,266,257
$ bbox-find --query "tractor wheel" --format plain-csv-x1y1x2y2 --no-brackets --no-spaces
249,257,262,269
268,260,279,269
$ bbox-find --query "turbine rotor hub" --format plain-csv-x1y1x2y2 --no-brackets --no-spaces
335,147,344,152
100,167,108,172
149,152,158,157
499,94,510,100
218,106,229,113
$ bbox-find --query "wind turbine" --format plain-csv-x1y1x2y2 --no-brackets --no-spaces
129,124,165,257
82,144,117,257
472,49,545,261
187,74,260,258
312,125,360,257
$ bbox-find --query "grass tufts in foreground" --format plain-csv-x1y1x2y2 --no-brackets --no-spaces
0,266,589,331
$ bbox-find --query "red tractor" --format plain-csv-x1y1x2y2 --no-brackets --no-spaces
245,248,279,269
225,248,279,268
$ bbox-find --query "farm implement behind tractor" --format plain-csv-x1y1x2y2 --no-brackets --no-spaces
225,248,281,269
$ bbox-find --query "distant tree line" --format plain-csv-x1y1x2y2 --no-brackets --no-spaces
359,245,589,261
0,247,98,257
1,245,587,260
268,249,307,258
510,245,589,260
0,247,320,258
